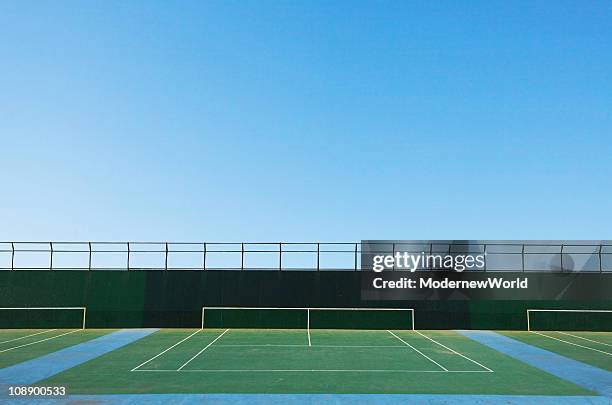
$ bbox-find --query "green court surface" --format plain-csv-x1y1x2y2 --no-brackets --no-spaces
38,328,593,395
0,329,111,369
501,331,612,371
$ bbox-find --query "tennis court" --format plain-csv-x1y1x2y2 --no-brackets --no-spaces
131,328,492,374
0,307,612,400
0,306,607,402
32,328,591,395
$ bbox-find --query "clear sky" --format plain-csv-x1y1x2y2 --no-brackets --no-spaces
0,0,610,242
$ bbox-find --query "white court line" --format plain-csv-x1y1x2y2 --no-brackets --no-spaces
531,331,612,356
134,369,491,373
217,344,308,347
177,329,229,371
216,344,406,348
0,329,57,344
414,331,493,372
131,329,201,371
0,330,80,354
387,330,447,371
557,331,612,347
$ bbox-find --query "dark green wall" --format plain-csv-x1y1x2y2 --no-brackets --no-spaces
0,271,609,329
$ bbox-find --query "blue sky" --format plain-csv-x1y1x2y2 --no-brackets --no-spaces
0,0,610,242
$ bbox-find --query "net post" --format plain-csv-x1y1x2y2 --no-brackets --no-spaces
201,307,205,329
411,309,415,331
307,308,311,346
526,309,531,331
82,307,87,329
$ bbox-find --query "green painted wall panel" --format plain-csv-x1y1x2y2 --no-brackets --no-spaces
0,271,609,329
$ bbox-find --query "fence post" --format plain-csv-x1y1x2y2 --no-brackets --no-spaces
599,244,603,273
165,242,168,271
241,243,244,271
49,242,53,271
11,242,14,271
127,242,130,271
354,243,358,271
88,242,92,271
279,243,282,271
317,243,320,271
560,244,564,272
203,242,207,270
521,244,525,272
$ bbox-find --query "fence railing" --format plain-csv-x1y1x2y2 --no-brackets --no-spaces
0,241,611,272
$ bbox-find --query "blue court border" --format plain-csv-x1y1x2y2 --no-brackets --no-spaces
459,330,612,398
2,393,609,405
0,328,158,386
